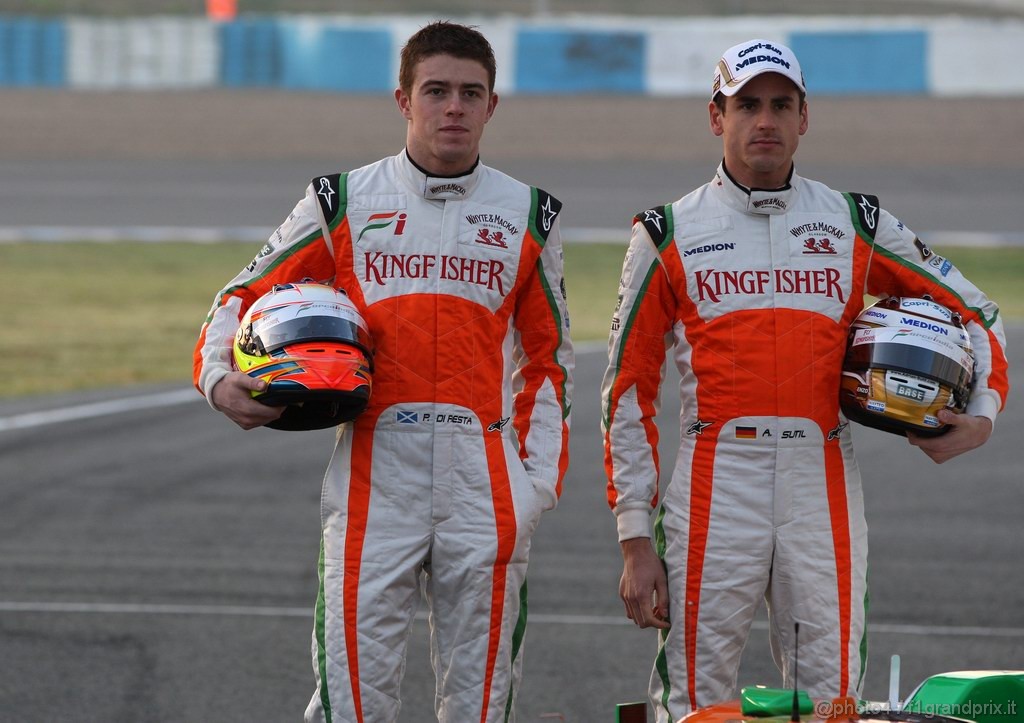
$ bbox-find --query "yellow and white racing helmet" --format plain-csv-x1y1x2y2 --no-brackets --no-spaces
840,297,974,437
233,283,373,431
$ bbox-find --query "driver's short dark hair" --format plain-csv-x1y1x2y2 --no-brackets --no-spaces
399,21,496,95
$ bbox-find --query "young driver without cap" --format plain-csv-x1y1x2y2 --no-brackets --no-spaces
194,21,573,722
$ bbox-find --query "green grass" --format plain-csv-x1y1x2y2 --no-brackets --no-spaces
1,241,1018,398
1,241,248,397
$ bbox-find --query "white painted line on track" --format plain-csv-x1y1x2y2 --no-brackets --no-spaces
2,601,1022,638
0,601,310,617
0,388,200,432
0,347,607,433
0,226,271,244
1,227,1022,247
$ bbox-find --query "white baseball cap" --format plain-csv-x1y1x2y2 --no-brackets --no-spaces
712,39,805,99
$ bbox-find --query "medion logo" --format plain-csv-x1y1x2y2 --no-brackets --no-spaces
900,317,949,335
736,42,789,71
736,54,791,71
684,242,735,257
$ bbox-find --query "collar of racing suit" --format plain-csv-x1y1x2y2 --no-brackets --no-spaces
400,150,483,200
715,160,798,215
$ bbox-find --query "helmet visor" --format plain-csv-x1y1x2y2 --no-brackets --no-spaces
253,314,372,356
846,328,974,390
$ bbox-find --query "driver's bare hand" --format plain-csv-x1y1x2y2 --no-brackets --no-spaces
620,537,670,629
907,409,993,464
210,372,285,430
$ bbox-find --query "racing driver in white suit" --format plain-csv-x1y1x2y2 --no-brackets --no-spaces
601,39,1009,721
194,22,573,723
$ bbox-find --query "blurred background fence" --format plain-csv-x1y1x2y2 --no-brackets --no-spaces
5,0,1024,17
3,3,1024,94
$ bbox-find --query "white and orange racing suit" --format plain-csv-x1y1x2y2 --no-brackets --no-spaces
601,163,1008,721
194,151,573,723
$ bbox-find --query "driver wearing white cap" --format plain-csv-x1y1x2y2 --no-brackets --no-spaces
712,39,805,99
602,38,1009,721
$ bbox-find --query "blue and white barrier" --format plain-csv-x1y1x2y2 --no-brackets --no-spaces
66,18,217,88
2,14,1024,96
0,16,66,86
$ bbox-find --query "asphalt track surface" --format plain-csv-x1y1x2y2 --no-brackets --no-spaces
2,342,1022,722
2,92,1024,243
1,92,1023,722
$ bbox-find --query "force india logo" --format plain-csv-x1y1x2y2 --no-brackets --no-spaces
694,267,846,303
357,212,407,242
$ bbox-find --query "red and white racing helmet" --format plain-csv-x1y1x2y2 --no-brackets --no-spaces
233,283,373,431
840,297,974,437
